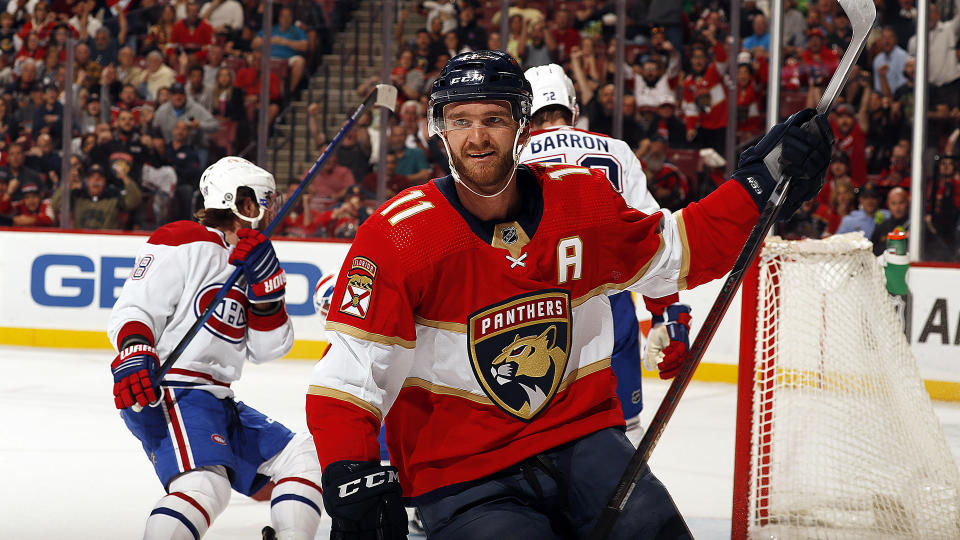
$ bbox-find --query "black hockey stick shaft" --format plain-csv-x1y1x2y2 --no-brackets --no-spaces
135,85,397,409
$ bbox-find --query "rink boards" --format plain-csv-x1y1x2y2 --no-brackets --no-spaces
1,229,958,399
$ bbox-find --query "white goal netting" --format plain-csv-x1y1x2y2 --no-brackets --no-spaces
747,233,960,540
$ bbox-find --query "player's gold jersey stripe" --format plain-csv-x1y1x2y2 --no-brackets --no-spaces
307,385,384,422
571,237,666,308
414,316,467,334
675,211,691,291
325,322,416,349
401,358,613,404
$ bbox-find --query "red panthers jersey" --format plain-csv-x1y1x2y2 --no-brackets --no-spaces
307,163,758,499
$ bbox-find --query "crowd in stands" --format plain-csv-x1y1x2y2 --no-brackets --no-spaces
2,0,960,261
0,0,347,230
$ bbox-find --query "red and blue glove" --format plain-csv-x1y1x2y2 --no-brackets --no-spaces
643,303,691,380
111,343,161,409
229,228,286,303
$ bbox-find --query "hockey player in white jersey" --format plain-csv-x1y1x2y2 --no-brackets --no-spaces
108,156,323,540
519,64,692,427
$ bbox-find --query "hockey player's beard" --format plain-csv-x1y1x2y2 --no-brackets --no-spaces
450,144,516,195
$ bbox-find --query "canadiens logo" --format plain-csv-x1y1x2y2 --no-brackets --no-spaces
194,283,249,344
211,434,227,445
468,290,571,421
340,256,377,319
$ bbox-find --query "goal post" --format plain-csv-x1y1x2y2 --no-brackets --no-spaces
732,233,960,540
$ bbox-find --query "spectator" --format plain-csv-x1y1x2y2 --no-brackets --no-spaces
492,0,544,30
314,184,371,239
10,180,55,226
679,41,728,154
289,0,330,69
549,9,580,63
199,0,244,38
425,14,446,52
142,4,176,56
0,171,13,219
202,43,226,88
522,21,555,69
140,50,177,101
335,127,371,190
443,30,470,59
95,109,148,190
25,132,59,186
909,1,960,114
108,83,144,124
0,13,17,58
837,184,888,237
153,81,219,165
31,83,62,144
422,0,457,35
873,27,909,94
639,99,686,149
890,0,918,48
185,63,212,111
116,46,145,87
210,66,247,146
170,0,214,60
801,28,839,88
819,151,853,205
89,27,120,68
16,30,46,65
251,5,307,93
633,46,679,111
826,12,852,57
743,13,770,53
825,177,857,233
17,1,54,43
735,62,764,137
871,186,910,255
876,139,912,195
831,102,869,186
233,49,281,123
777,199,829,240
391,49,425,101
387,126,431,184
361,151,410,198
307,143,356,209
164,119,202,220
640,136,688,210
0,97,17,149
0,142,44,198
783,0,808,51
277,181,322,237
48,162,136,229
455,5,487,52
927,155,960,258
891,56,916,133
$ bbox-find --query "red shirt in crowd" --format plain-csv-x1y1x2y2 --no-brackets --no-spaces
831,120,867,186
681,42,729,132
12,198,55,226
235,66,282,102
170,18,214,57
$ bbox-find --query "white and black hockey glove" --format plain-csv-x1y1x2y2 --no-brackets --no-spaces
321,460,408,540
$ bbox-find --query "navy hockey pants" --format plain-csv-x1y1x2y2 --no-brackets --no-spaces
416,427,691,540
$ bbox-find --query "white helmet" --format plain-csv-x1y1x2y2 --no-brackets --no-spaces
313,272,338,325
524,64,578,121
199,156,278,228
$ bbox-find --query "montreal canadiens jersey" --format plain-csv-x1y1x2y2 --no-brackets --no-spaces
519,125,659,214
108,221,294,399
306,163,759,499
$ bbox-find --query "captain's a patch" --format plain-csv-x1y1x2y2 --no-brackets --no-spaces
340,256,377,319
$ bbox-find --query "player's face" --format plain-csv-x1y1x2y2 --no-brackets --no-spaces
442,100,526,194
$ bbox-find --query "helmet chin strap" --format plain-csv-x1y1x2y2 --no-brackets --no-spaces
441,120,528,200
231,206,264,230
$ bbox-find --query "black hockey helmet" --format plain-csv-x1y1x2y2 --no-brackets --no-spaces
427,50,533,136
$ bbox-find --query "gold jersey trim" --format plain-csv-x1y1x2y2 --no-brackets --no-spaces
571,236,666,308
307,385,384,422
400,357,613,404
326,321,417,349
491,221,531,259
414,316,467,334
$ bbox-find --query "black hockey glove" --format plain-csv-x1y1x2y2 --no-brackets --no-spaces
321,460,408,540
732,108,834,220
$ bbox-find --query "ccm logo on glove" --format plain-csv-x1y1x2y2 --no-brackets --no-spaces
338,469,401,498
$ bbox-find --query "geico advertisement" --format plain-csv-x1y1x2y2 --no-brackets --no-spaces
0,230,350,341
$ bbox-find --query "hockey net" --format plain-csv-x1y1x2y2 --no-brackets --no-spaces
733,233,960,540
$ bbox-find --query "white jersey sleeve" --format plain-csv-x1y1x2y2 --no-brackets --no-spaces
520,126,660,214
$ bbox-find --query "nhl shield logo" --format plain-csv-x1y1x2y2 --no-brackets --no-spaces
468,290,571,421
340,256,377,319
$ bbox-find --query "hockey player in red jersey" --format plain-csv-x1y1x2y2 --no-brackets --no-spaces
108,157,323,540
306,50,833,539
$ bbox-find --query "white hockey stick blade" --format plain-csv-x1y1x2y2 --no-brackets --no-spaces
373,84,398,112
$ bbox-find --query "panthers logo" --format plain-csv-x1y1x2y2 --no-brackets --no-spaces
340,256,377,319
469,290,570,421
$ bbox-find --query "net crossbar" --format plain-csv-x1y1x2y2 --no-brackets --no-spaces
747,233,960,540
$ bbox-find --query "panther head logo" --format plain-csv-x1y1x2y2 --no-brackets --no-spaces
490,325,563,416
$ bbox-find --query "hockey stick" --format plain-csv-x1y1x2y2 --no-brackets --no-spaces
587,1,876,536
131,84,397,412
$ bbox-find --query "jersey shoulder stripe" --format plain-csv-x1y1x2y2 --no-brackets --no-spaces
147,221,228,248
